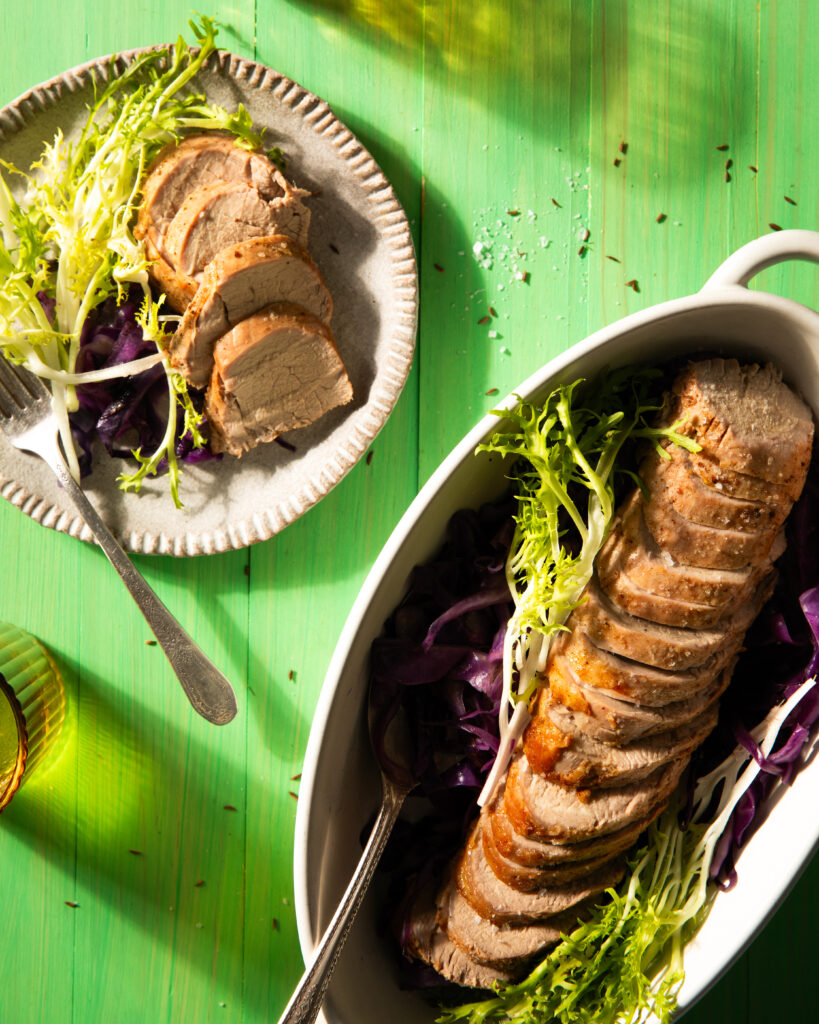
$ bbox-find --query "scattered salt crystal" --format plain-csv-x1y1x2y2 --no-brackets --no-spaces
488,330,498,339
500,346,511,355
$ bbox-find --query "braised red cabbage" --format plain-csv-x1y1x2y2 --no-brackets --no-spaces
69,285,219,476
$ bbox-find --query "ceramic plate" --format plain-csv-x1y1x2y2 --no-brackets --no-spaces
294,232,819,1024
0,48,417,555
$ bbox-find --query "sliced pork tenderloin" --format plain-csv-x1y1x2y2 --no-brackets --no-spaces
480,811,622,891
571,575,774,672
486,784,657,867
163,180,311,303
137,132,300,246
456,823,624,925
136,133,309,312
502,752,686,844
683,446,797,504
545,660,733,744
439,881,584,970
641,493,780,570
405,886,518,989
523,698,718,788
170,235,333,387
641,447,788,532
665,359,813,493
596,495,780,610
204,302,352,457
555,628,737,706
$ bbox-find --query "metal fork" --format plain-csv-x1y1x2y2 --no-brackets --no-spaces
0,358,238,726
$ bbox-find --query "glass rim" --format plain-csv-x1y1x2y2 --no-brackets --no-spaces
0,672,28,812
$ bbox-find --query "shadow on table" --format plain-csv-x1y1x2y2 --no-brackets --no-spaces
3,665,301,1020
281,0,755,159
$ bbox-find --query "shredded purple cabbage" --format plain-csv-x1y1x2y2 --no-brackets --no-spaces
68,285,219,476
702,455,819,887
371,501,514,802
370,500,514,966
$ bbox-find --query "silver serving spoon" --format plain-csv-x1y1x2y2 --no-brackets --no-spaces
277,685,416,1024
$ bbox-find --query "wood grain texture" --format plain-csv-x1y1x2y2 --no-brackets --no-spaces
0,0,816,1022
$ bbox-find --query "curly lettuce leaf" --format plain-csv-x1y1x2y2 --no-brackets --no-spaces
0,15,253,492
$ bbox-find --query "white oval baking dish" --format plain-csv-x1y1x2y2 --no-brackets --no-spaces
294,230,819,1024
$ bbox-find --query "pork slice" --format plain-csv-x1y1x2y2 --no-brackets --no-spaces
502,751,685,843
666,358,813,492
596,494,774,610
204,303,353,457
171,235,333,388
683,446,798,504
642,446,789,532
480,809,621,891
440,880,583,970
641,492,779,570
604,573,733,629
163,180,311,285
488,782,657,864
556,628,736,706
600,564,726,628
405,885,518,988
546,658,733,744
571,576,772,672
136,132,303,251
523,694,718,788
457,822,624,925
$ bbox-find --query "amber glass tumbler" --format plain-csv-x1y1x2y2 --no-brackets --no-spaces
0,622,65,811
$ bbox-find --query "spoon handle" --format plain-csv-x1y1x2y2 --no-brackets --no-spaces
278,777,410,1024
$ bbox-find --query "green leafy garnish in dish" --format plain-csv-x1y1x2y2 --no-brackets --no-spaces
476,368,698,806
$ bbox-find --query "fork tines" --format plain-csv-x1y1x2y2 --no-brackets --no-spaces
0,357,50,417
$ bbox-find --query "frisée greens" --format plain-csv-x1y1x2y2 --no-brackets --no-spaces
475,370,698,806
0,16,265,505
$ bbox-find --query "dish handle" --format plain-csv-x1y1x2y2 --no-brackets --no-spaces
703,229,819,290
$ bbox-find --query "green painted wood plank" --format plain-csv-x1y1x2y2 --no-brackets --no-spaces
418,0,595,485
240,2,424,1019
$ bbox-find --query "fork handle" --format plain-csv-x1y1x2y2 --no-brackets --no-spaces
51,458,238,725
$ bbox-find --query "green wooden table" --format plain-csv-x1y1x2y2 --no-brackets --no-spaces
1,2,816,1021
